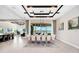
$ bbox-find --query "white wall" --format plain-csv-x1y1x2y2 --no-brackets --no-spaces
56,6,79,49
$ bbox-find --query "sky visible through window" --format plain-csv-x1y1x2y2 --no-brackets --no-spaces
34,26,51,33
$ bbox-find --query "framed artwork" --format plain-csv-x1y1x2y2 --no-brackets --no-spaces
59,22,64,30
68,17,79,29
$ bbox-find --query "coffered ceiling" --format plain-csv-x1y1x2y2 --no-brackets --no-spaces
0,5,76,21
22,5,62,18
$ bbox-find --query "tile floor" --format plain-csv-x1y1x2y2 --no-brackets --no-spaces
0,36,79,53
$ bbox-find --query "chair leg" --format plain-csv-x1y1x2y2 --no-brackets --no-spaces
45,40,48,46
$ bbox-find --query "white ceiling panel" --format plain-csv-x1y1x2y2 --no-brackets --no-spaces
24,5,61,17
0,5,77,21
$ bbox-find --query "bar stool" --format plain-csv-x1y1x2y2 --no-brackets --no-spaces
10,34,13,40
0,35,3,42
12,33,14,39
3,35,7,42
7,34,10,40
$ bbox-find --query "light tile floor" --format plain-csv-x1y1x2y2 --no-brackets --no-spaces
0,36,79,53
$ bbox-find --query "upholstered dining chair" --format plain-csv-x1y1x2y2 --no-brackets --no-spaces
36,35,41,44
41,35,47,45
31,35,36,43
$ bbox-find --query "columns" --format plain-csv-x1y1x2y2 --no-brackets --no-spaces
51,20,53,35
26,20,31,35
29,20,31,35
26,20,29,35
53,20,56,34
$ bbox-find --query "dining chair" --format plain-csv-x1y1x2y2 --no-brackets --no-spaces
42,35,47,46
36,35,41,44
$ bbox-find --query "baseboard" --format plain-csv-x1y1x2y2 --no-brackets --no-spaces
59,39,79,49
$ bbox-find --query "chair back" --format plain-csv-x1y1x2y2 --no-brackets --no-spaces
42,35,46,41
31,35,35,41
47,35,51,41
36,35,41,41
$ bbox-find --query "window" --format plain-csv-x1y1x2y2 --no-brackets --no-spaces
31,24,51,35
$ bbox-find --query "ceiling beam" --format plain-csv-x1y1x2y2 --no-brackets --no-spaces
27,5,58,8
51,5,63,18
22,5,31,17
22,5,63,18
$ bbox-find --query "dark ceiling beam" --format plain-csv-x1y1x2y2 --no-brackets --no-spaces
22,5,31,17
30,5,63,18
27,15,51,18
22,5,52,17
51,5,63,17
27,5,58,8
22,5,63,18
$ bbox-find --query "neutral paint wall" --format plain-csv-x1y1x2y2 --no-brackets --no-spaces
56,6,79,49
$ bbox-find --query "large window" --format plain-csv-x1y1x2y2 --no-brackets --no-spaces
31,24,51,35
